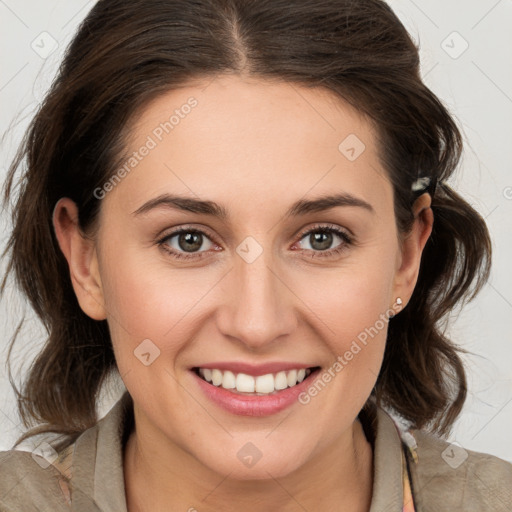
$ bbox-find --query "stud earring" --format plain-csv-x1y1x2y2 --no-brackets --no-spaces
389,297,403,318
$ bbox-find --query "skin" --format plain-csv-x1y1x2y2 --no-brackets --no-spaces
53,75,433,511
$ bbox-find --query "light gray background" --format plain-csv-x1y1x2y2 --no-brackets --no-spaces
1,1,511,461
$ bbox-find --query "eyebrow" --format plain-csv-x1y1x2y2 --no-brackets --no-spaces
132,192,375,218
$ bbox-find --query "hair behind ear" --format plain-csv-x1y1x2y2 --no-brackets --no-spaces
376,181,492,435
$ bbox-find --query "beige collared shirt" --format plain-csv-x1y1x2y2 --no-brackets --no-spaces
1,392,511,511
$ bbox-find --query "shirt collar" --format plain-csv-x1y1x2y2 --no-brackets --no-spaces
69,392,406,511
361,400,406,511
70,391,133,511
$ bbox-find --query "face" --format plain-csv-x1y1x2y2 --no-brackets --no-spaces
57,75,428,480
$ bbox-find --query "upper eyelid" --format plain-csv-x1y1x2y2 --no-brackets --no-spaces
296,223,352,239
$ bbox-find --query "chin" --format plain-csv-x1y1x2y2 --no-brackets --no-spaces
197,440,312,481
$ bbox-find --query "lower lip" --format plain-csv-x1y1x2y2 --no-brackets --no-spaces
191,368,321,417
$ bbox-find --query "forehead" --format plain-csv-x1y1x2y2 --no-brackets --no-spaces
105,75,392,219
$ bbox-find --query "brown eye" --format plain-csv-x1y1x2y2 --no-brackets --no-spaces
175,232,204,252
306,231,335,251
159,228,217,260
294,225,353,259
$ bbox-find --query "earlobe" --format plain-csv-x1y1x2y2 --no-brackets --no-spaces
52,198,107,320
392,193,434,307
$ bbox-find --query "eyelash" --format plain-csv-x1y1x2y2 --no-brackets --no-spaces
157,223,354,261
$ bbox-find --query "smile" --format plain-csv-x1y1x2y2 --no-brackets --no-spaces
195,367,317,395
191,365,322,416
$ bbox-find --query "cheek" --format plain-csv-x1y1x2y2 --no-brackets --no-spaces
100,240,203,334
291,246,396,404
98,240,228,381
97,245,176,360
293,247,396,348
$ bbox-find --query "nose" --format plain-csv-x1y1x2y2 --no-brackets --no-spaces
216,245,297,350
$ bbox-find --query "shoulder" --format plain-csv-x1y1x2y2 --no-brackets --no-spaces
0,443,73,512
405,427,512,511
0,392,132,512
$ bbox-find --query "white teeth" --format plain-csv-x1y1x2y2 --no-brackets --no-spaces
197,367,314,394
274,371,288,390
255,374,274,393
222,370,236,389
287,369,297,387
211,369,223,386
236,373,255,392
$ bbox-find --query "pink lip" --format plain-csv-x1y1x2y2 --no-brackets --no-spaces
191,367,321,417
192,361,315,377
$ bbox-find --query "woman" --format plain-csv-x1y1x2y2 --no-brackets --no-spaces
1,0,510,510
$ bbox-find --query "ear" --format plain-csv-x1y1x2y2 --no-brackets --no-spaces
392,192,434,308
52,198,107,320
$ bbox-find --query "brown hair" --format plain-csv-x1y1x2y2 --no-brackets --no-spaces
2,0,491,446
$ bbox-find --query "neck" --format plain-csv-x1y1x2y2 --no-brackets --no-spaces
124,412,373,512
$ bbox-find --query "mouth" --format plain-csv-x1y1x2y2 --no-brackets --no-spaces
192,366,321,396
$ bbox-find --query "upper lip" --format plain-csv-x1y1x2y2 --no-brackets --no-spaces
192,361,319,377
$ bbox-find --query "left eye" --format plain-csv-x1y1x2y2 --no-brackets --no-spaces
297,228,347,252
